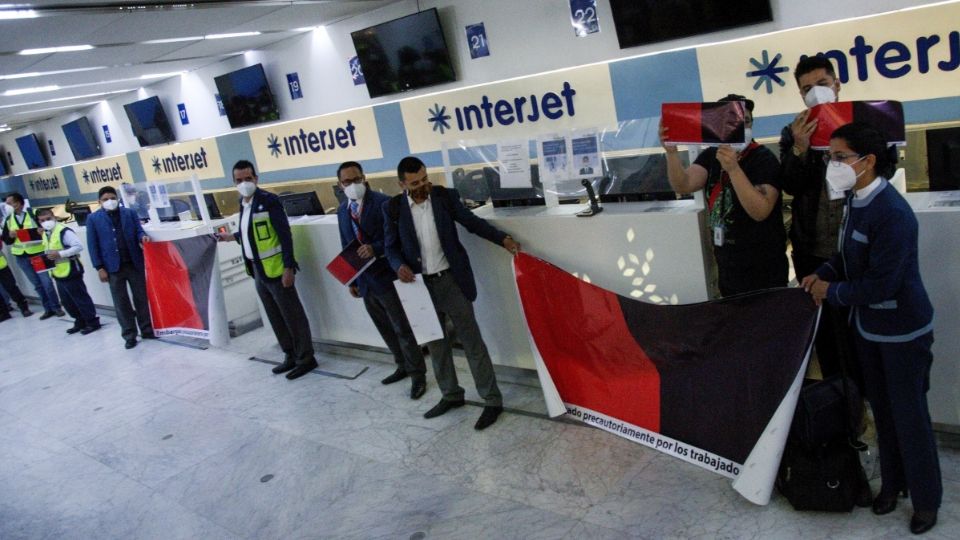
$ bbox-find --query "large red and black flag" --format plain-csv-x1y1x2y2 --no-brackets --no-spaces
144,235,218,339
809,100,905,149
513,253,819,504
661,101,747,146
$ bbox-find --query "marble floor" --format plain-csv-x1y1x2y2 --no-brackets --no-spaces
1,311,957,540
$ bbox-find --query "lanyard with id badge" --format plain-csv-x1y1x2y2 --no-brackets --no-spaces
707,143,759,246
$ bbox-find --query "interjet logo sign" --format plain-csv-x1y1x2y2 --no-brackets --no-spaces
426,82,578,135
263,119,358,159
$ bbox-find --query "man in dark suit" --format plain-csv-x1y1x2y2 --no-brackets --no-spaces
86,186,155,349
384,156,520,431
336,161,427,399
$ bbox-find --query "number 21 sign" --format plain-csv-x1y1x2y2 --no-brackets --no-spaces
465,23,490,59
569,0,600,37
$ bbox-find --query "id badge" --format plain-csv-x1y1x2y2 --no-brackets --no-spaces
713,224,725,247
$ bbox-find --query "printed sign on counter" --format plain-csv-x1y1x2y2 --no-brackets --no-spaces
72,155,134,194
139,139,225,183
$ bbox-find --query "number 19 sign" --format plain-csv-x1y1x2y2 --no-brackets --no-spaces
569,0,600,37
465,23,490,59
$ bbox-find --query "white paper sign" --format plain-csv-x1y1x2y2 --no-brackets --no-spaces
496,139,532,188
394,277,444,345
571,133,599,179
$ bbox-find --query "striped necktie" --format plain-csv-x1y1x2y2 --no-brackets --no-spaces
349,200,362,241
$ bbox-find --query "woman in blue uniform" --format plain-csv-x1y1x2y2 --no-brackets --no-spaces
802,122,940,534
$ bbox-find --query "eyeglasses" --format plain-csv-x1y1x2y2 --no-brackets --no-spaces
822,152,862,165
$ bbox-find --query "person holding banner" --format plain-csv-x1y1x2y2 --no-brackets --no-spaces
660,95,787,296
86,186,156,349
336,161,427,399
217,160,317,380
384,156,520,431
803,123,941,535
35,209,100,335
2,192,63,318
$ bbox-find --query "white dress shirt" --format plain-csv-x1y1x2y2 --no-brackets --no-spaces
408,194,449,274
240,199,253,259
854,176,884,199
56,228,84,259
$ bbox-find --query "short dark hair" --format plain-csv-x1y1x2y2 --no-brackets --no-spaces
5,192,24,204
830,122,898,179
35,208,54,218
337,161,363,180
397,156,425,181
233,159,257,176
98,186,117,199
718,94,754,113
795,55,837,83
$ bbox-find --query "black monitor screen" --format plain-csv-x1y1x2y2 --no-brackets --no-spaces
609,0,773,49
600,154,681,202
190,193,223,219
0,154,6,176
481,166,546,208
351,8,456,98
123,96,176,147
214,63,280,129
15,133,48,169
279,191,324,217
61,116,102,161
70,205,92,226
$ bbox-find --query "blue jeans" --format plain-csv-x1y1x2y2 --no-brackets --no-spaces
14,255,61,312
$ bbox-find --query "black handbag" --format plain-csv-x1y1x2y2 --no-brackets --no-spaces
777,438,864,512
790,376,864,452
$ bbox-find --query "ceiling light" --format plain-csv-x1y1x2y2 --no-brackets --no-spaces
204,31,261,40
140,71,185,80
0,66,108,81
0,9,35,20
18,44,94,55
142,36,203,44
0,88,137,109
4,85,59,96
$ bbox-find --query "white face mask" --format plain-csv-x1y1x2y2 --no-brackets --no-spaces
236,181,257,198
1,203,12,218
825,157,865,199
743,127,753,143
41,219,56,231
101,198,119,211
343,182,366,201
804,85,837,108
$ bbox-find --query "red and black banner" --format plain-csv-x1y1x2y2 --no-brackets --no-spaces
661,101,746,146
809,100,905,149
144,235,217,339
326,238,376,286
514,253,818,504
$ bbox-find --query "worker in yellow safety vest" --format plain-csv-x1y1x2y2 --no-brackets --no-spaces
2,192,62,318
37,208,100,334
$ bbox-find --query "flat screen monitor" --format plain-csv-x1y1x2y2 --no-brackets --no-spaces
70,205,92,226
0,153,6,176
214,63,280,129
15,133,48,169
482,166,546,208
190,193,223,219
609,0,773,49
61,117,102,160
279,191,324,217
351,8,456,98
600,154,681,202
123,96,176,147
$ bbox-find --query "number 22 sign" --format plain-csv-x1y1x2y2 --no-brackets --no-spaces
569,0,600,37
465,23,490,59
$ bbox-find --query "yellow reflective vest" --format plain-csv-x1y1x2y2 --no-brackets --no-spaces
41,223,80,280
5,210,44,256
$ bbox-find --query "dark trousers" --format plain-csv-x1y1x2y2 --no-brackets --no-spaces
714,248,787,297
363,287,426,381
254,271,315,365
792,251,863,389
855,331,942,511
0,266,28,311
56,274,98,326
108,262,153,341
14,255,60,312
422,272,502,406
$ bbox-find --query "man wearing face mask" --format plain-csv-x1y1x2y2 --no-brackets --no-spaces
778,56,858,385
660,95,787,297
36,208,100,334
217,160,317,380
336,161,427,398
86,186,155,349
3,192,64,319
384,156,521,431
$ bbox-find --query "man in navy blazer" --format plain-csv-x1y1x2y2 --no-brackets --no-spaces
336,161,427,399
384,156,520,431
86,185,155,349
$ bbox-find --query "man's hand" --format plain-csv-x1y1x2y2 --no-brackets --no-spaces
349,285,360,298
46,250,61,261
397,264,416,283
716,146,741,174
7,229,15,240
356,244,375,259
659,120,678,155
502,236,520,255
98,268,109,283
140,235,151,246
790,109,817,155
216,232,235,242
281,268,295,288
799,274,819,291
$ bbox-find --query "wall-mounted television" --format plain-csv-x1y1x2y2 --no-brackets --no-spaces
15,133,48,169
214,63,280,129
61,116,102,161
351,8,456,98
609,0,773,49
123,96,176,147
0,153,6,176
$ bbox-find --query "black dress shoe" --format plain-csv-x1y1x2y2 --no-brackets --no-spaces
0,311,11,322
423,398,465,419
381,368,408,385
124,339,138,349
141,332,159,340
20,306,33,317
55,309,66,317
286,359,318,380
66,321,85,334
474,405,503,430
910,510,937,534
872,489,907,515
38,311,56,320
271,360,297,374
80,323,102,335
410,380,427,400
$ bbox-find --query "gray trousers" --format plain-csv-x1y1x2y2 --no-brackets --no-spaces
108,262,153,341
423,272,502,406
254,271,315,365
363,287,426,381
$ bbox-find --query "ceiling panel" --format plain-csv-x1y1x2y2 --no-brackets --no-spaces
103,5,285,44
0,13,125,53
13,42,192,73
150,32,298,62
